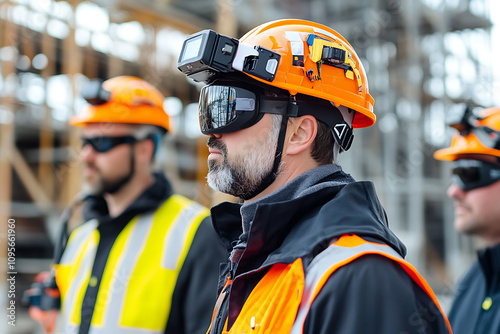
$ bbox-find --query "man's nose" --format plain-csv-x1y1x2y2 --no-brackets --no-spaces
80,143,96,162
209,133,222,139
447,182,466,200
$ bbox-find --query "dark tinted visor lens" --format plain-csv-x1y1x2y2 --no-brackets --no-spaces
451,159,500,190
198,85,258,134
452,166,480,184
82,136,137,153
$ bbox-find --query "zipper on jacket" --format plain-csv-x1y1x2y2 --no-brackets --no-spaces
210,269,233,334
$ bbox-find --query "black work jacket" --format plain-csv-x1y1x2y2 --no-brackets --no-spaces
448,243,500,334
210,168,450,334
78,172,226,334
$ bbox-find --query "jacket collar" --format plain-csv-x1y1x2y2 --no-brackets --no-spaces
211,166,406,275
82,171,173,224
478,242,500,292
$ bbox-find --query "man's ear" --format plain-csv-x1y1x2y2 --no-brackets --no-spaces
135,138,156,164
285,115,317,156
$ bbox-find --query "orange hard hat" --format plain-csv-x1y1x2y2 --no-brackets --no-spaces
237,19,375,128
70,76,170,132
434,107,500,161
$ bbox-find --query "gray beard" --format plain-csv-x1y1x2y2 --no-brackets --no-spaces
206,116,281,198
207,143,275,198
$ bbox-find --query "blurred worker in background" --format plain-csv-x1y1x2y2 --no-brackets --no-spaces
434,106,500,334
178,19,452,333
26,76,225,334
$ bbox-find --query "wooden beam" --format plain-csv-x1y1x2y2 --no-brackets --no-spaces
61,0,84,206
216,0,238,36
0,9,16,296
11,147,52,211
195,135,210,208
39,31,55,200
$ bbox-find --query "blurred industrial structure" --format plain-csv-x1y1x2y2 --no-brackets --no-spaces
0,0,496,332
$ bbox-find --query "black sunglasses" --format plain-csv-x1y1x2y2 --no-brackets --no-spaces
81,136,140,153
451,159,500,191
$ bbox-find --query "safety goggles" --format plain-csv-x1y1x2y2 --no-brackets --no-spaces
451,159,500,191
81,135,141,153
198,84,291,134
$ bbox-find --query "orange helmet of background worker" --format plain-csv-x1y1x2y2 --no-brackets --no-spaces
70,76,170,132
434,107,500,161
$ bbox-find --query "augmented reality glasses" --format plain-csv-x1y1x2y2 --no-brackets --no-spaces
198,82,355,150
198,84,293,134
451,159,500,191
81,135,142,153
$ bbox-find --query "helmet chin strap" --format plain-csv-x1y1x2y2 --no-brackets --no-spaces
105,145,136,195
240,99,354,200
333,141,341,164
331,105,355,164
240,98,299,201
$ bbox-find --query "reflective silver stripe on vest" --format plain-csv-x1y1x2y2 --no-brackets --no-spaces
89,211,156,334
60,252,96,334
161,202,205,270
290,241,401,334
59,221,98,334
59,219,98,265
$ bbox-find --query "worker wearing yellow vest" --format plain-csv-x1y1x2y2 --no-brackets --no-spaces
177,19,452,333
26,76,226,334
434,106,500,334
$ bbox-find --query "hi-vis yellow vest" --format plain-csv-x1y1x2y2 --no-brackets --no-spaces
55,194,209,334
209,234,452,334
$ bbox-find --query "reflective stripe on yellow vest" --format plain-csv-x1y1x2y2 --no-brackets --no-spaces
217,234,452,334
55,194,209,334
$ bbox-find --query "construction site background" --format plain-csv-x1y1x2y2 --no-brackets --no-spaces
0,0,499,333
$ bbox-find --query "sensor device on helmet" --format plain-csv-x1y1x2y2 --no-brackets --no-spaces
80,79,112,106
178,29,281,83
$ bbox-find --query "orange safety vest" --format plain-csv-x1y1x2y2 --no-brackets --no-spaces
208,234,452,334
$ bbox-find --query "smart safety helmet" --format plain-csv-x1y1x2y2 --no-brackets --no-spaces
178,19,374,198
179,19,375,146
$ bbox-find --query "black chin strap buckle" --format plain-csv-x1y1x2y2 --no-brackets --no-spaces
332,122,354,151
